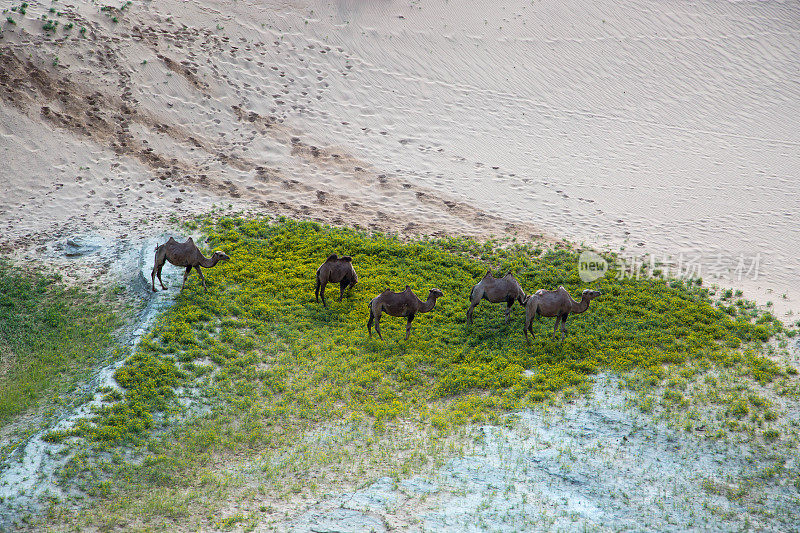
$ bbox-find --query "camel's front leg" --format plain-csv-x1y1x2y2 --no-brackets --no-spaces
194,265,207,291
338,280,348,302
405,314,415,340
466,302,477,325
182,266,192,289
553,315,561,339
154,263,169,291
505,299,513,323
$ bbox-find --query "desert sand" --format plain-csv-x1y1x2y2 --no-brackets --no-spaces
1,0,798,315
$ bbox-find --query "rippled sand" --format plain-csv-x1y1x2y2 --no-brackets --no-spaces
0,0,797,315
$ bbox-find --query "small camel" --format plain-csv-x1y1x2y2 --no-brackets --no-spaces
368,285,444,340
151,237,230,292
523,286,601,342
466,271,527,324
315,254,358,308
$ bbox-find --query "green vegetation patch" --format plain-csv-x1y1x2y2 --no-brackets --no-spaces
55,218,783,446
0,261,118,427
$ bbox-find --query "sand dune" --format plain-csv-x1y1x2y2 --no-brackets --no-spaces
1,0,797,313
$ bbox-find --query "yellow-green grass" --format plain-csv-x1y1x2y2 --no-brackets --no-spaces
46,217,787,448
34,217,798,531
0,261,118,429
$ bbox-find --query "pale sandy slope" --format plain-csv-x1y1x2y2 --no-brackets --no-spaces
0,0,797,312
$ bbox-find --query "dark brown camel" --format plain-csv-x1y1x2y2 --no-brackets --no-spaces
523,286,601,342
367,286,444,340
315,254,358,308
151,237,230,292
466,271,527,324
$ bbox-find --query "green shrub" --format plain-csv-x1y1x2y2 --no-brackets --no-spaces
68,218,779,445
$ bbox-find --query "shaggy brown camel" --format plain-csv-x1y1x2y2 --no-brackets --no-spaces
368,286,444,340
523,286,601,342
466,271,527,324
315,254,358,308
151,237,230,292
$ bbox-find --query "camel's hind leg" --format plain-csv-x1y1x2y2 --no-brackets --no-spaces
524,311,532,343
405,314,415,340
152,247,168,291
194,265,207,291
466,288,481,325
373,310,384,340
319,281,329,308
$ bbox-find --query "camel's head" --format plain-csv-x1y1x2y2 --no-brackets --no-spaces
213,250,231,264
582,289,602,301
429,288,444,299
518,292,528,305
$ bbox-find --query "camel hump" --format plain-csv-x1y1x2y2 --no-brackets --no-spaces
325,253,338,262
185,237,194,244
340,256,352,262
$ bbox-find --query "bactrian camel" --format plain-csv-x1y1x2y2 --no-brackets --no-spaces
368,286,444,340
151,237,230,292
315,254,358,308
466,271,527,324
523,286,601,342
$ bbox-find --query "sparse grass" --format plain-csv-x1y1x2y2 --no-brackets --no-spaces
0,261,118,428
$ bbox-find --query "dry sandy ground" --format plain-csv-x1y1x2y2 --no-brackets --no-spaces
0,0,551,291
1,0,799,530
1,0,797,313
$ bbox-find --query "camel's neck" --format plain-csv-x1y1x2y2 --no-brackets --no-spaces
199,253,217,268
570,296,590,314
420,295,439,313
